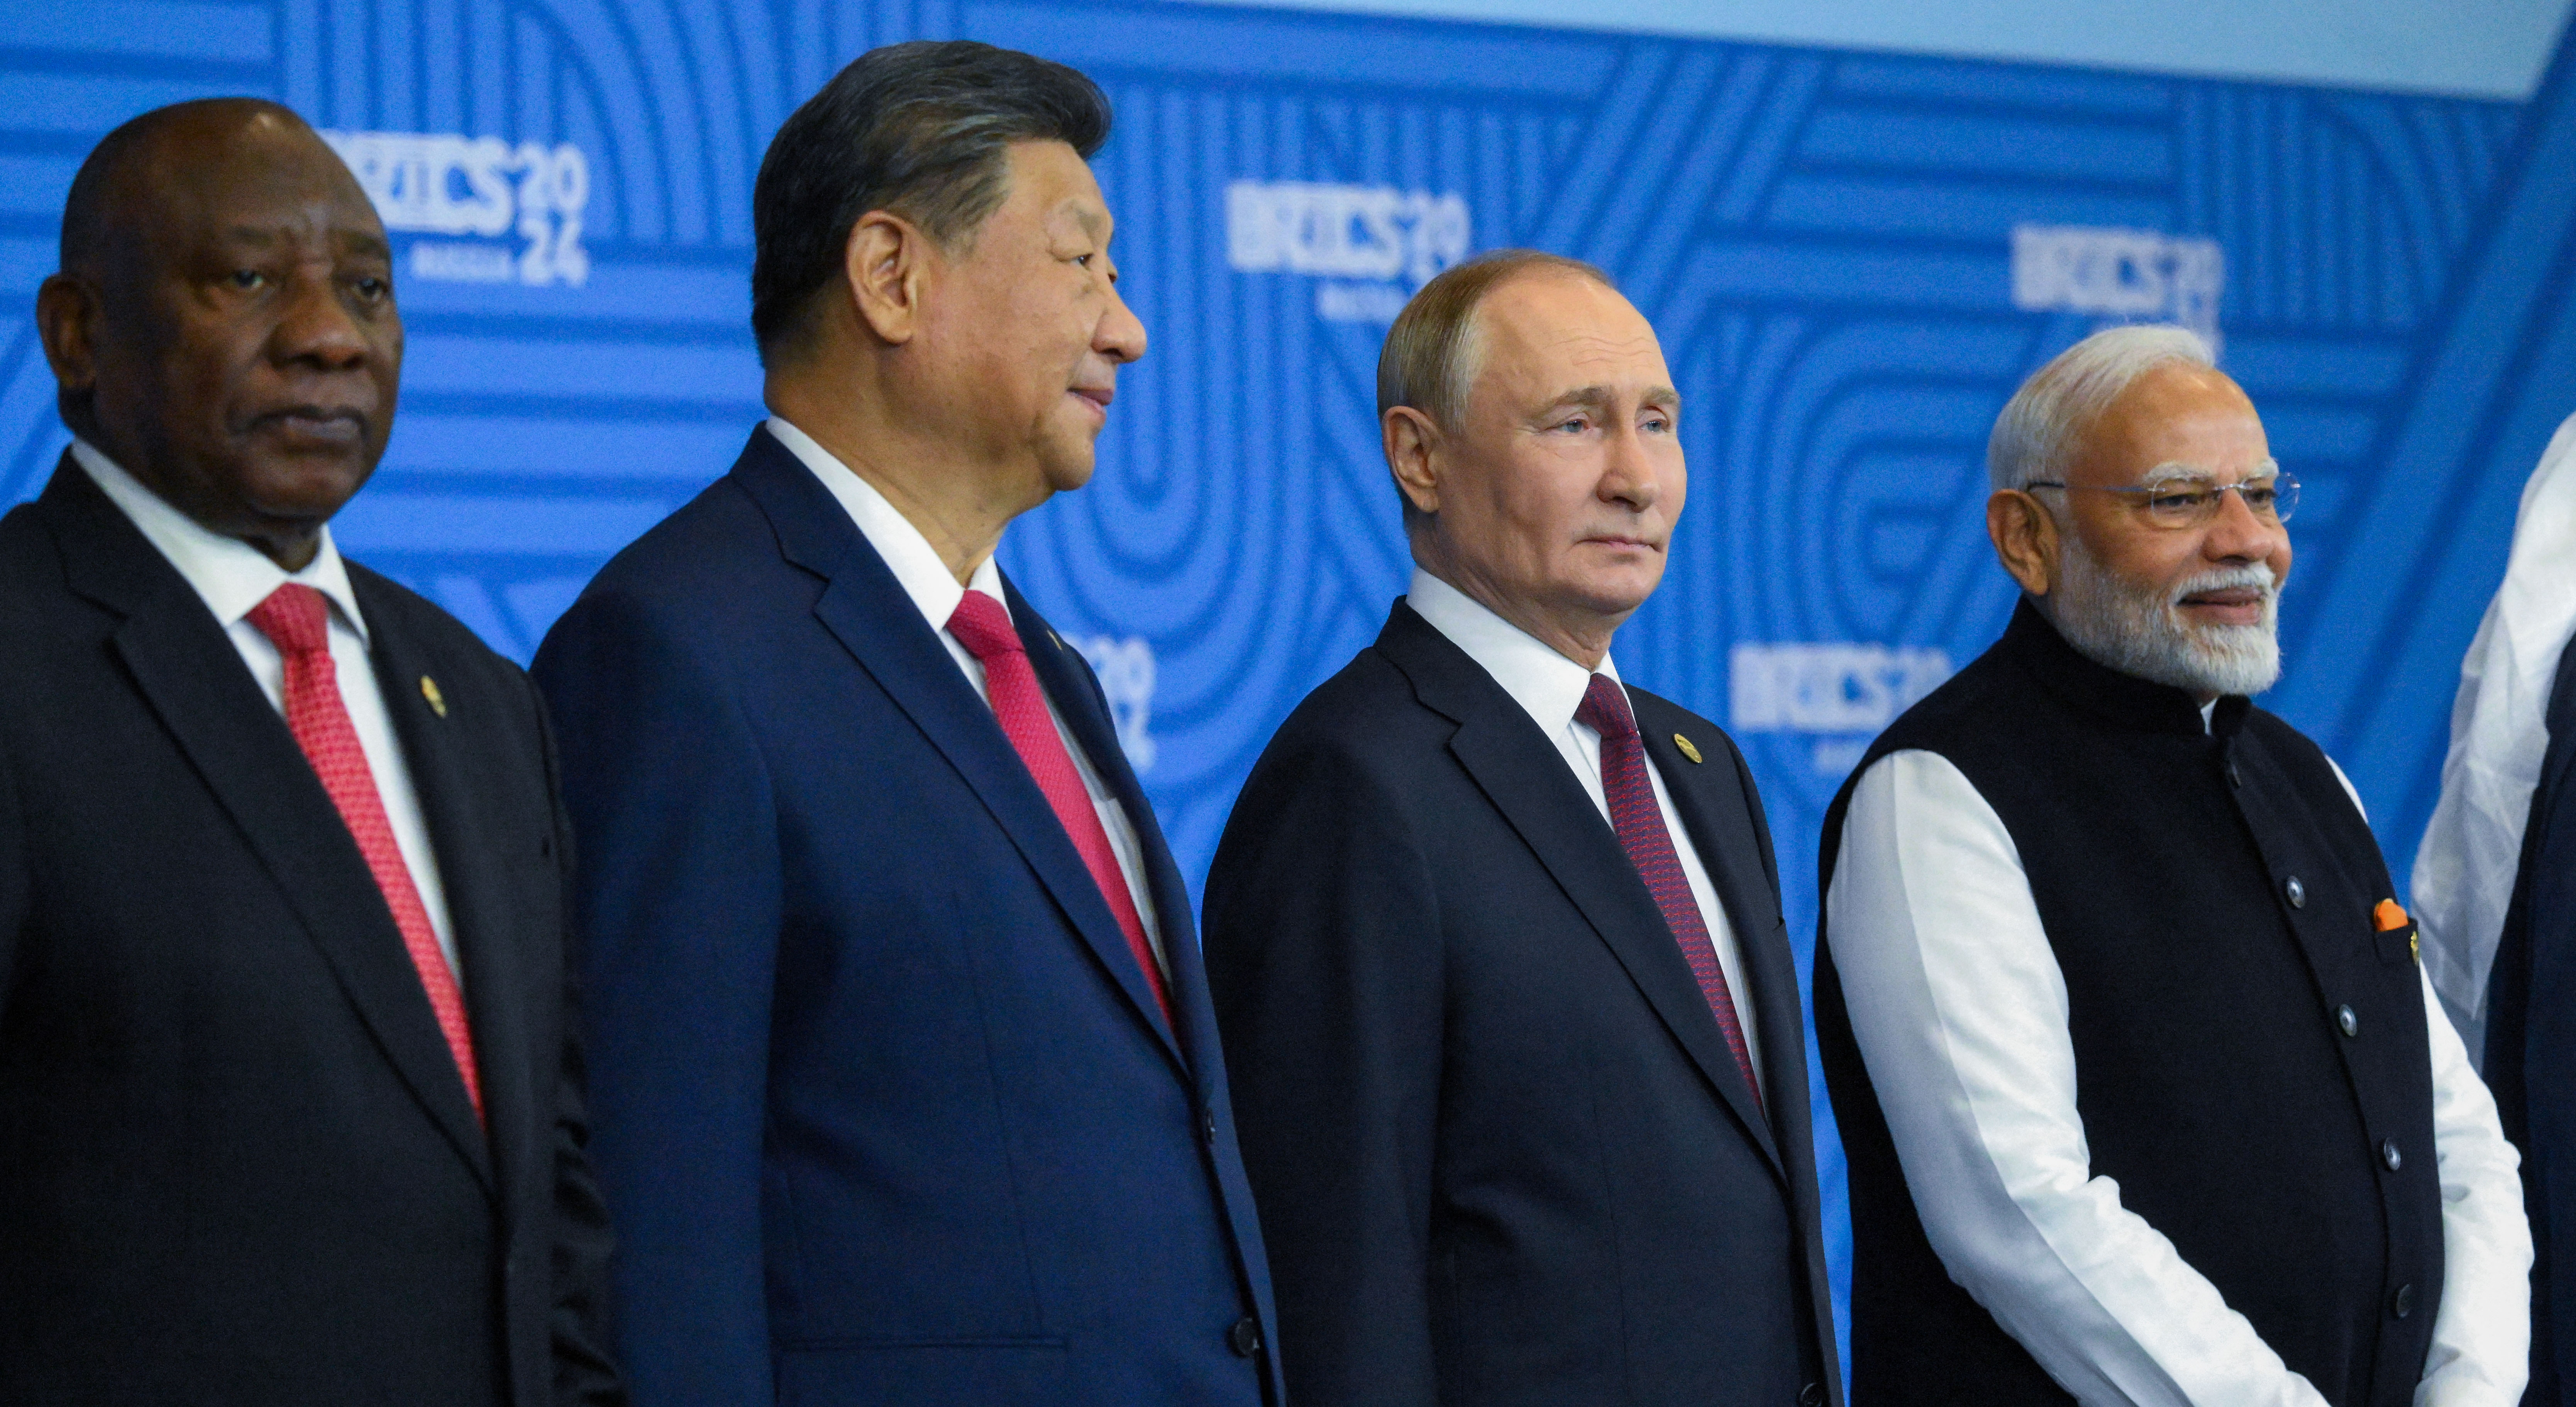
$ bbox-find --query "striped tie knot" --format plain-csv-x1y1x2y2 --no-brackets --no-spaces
1575,671,1638,742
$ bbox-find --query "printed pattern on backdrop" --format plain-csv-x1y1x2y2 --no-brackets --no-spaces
6,0,2576,1368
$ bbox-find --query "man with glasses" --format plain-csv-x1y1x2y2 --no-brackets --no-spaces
1813,324,2531,1405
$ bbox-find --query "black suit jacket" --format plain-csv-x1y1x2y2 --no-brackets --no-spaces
2485,630,2576,1402
1204,600,1841,1407
0,458,621,1406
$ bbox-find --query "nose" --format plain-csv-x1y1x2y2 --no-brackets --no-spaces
270,262,373,371
1097,279,1146,365
1598,420,1662,512
2202,481,2284,562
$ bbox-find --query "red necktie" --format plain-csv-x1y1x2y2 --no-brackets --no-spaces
247,584,483,1121
945,590,1174,1028
1576,673,1761,1114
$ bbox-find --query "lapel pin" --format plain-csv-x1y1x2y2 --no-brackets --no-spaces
420,675,447,718
1672,733,1704,764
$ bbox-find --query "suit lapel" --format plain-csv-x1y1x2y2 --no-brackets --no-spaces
1006,580,1205,1065
729,431,1185,1070
1631,697,1804,1155
358,577,534,1206
40,463,495,1189
1378,605,1783,1175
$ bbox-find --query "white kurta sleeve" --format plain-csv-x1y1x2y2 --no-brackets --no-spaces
1828,749,2329,1407
2414,962,2533,1405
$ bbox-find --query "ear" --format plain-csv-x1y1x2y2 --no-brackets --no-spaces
36,273,98,397
1384,405,1445,516
1988,488,2060,597
842,211,933,347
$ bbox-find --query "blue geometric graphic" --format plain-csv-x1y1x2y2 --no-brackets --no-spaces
7,0,2574,1379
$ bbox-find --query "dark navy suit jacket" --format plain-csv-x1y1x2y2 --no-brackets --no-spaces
2486,632,2576,1404
532,427,1281,1407
1204,602,1841,1407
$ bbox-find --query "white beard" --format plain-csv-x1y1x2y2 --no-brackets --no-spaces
2046,535,2282,698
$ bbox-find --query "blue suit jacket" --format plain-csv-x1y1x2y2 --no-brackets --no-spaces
532,427,1281,1407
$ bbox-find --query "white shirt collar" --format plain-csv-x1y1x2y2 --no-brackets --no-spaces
72,438,369,644
1405,565,1624,733
766,416,1008,631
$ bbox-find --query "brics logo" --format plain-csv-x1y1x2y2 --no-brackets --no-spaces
321,131,593,288
2011,223,2225,354
1730,643,1953,777
1225,181,1471,325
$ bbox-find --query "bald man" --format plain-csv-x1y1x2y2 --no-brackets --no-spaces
0,100,621,1404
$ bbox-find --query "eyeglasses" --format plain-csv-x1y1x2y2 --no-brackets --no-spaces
2022,467,2299,529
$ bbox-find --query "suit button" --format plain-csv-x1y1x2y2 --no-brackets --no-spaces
2336,1004,2359,1037
2226,761,2243,788
2284,876,2306,908
1227,1316,1262,1357
1799,1384,1826,1407
2381,1138,2403,1171
2391,1283,2415,1318
1202,1107,1218,1144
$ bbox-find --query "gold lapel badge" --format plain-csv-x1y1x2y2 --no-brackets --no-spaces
420,675,448,718
1672,733,1704,764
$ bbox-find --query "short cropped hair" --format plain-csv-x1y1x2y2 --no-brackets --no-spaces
1989,323,2216,492
1378,249,1612,433
750,41,1111,362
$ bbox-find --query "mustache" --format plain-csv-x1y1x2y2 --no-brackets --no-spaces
2168,562,2277,607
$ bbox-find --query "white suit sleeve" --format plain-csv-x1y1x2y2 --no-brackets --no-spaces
2325,756,2532,1405
1827,749,2329,1407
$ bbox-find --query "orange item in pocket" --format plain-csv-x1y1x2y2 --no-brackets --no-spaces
2374,898,2410,932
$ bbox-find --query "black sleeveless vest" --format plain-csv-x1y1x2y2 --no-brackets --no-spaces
1815,601,2444,1406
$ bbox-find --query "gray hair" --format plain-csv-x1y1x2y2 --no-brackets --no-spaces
1988,324,2216,492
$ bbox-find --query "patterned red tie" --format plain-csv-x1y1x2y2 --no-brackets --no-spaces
945,590,1174,1028
247,584,483,1122
1575,673,1762,1114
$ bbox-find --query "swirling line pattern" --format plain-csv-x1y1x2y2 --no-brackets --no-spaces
3,0,2572,1366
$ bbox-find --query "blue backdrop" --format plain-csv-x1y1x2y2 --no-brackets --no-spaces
8,0,2576,1373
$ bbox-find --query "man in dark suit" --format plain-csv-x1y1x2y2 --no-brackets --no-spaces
1203,250,1840,1407
531,43,1280,1407
0,99,620,1404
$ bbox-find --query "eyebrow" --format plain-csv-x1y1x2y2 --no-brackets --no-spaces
1545,384,1681,411
1065,203,1109,242
2136,457,2279,486
215,224,393,261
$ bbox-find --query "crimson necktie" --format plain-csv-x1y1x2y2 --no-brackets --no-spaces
1575,673,1761,1113
247,584,483,1121
945,590,1174,1028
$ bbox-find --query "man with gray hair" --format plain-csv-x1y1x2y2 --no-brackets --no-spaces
1813,324,2531,1405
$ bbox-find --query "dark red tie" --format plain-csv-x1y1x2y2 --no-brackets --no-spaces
945,591,1173,1028
1575,673,1761,1113
247,584,483,1121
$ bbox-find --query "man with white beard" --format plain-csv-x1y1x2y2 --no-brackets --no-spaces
1812,325,2532,1407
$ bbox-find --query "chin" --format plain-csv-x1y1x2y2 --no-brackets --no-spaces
1036,444,1101,495
240,453,376,523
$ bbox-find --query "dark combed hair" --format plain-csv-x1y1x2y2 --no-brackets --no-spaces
749,41,1112,363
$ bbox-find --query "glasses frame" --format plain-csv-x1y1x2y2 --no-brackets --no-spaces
2021,463,2299,528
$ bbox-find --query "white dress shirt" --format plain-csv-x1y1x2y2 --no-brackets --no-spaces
766,416,1165,972
1828,746,2532,1407
1405,566,1761,1085
73,440,463,983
